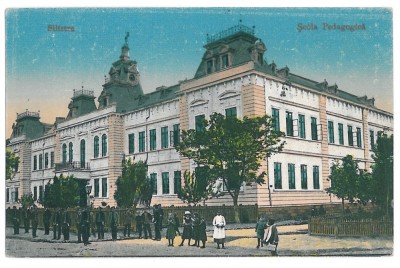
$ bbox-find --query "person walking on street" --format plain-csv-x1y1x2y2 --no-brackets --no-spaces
212,211,226,249
135,210,144,238
124,208,133,237
23,206,31,233
179,211,193,247
96,207,105,239
76,208,83,243
31,205,38,238
191,213,200,247
263,219,279,256
62,208,71,241
166,213,176,247
12,206,20,235
110,207,119,241
143,210,152,239
198,215,207,248
43,207,51,235
255,216,267,248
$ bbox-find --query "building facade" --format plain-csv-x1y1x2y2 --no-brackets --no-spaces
6,24,393,208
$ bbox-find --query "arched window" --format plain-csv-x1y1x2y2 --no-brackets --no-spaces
80,139,86,167
68,142,73,162
94,136,99,158
62,144,67,164
101,134,107,157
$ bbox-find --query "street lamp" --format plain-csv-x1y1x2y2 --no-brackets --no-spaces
85,183,92,207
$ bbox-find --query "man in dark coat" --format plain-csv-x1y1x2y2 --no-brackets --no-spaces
43,208,52,235
110,207,119,241
124,208,132,237
23,207,31,233
96,207,105,239
12,206,20,235
31,205,38,238
53,208,62,240
191,213,200,247
81,207,91,246
76,208,83,243
153,204,162,241
62,208,71,240
135,211,144,238
198,216,207,248
142,210,152,239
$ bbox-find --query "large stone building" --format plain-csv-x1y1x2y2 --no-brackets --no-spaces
6,24,393,208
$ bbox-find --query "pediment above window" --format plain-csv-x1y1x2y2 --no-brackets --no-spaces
218,90,240,100
189,99,209,107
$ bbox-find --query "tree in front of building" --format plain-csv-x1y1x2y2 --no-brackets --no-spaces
176,113,285,223
371,134,393,216
177,170,214,206
21,194,34,208
40,175,81,208
6,148,19,180
327,155,361,212
114,159,153,208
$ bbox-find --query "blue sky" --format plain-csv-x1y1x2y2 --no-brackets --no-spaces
5,8,393,137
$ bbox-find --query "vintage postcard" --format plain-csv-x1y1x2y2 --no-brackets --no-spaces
3,6,394,261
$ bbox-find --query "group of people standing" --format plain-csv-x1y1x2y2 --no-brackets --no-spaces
255,216,279,255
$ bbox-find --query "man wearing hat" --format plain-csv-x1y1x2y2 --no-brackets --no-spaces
212,211,226,249
179,211,193,246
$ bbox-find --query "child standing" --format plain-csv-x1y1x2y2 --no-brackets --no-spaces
255,216,266,248
166,213,176,246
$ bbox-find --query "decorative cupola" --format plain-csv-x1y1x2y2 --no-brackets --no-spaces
316,79,329,90
66,88,97,119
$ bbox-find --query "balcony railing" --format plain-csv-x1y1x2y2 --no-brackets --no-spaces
73,89,94,98
16,111,40,120
206,24,255,44
55,161,90,171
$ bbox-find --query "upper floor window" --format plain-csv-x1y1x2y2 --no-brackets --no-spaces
101,134,107,157
69,142,73,162
195,114,205,132
162,172,170,194
225,107,237,118
39,154,43,170
62,144,67,163
221,54,229,68
299,114,306,139
139,131,145,152
328,121,335,144
356,127,362,148
311,117,318,141
272,108,280,132
33,155,38,171
171,124,180,147
370,130,375,150
206,59,213,74
45,153,49,169
50,152,54,167
149,129,157,151
80,139,86,166
348,125,353,146
161,127,169,149
128,133,135,154
94,136,99,158
286,111,293,137
338,123,344,145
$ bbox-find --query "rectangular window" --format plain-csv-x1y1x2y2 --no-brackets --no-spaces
299,114,306,139
286,111,293,136
195,114,205,132
14,188,19,202
272,108,280,131
162,172,170,194
274,162,282,189
161,126,169,149
150,173,157,195
102,178,107,198
301,165,308,190
33,155,37,171
45,153,49,168
33,186,37,201
348,125,353,146
288,163,296,189
313,166,320,189
174,171,181,194
39,186,43,202
128,133,135,154
221,54,229,68
311,117,318,141
338,123,344,145
94,179,99,197
171,124,180,147
328,121,335,143
149,129,157,151
139,131,145,152
6,188,10,203
258,52,263,64
206,60,213,74
370,130,375,150
356,127,362,148
39,154,43,170
225,107,237,118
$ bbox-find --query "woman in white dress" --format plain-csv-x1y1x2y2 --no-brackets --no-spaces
212,211,226,249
